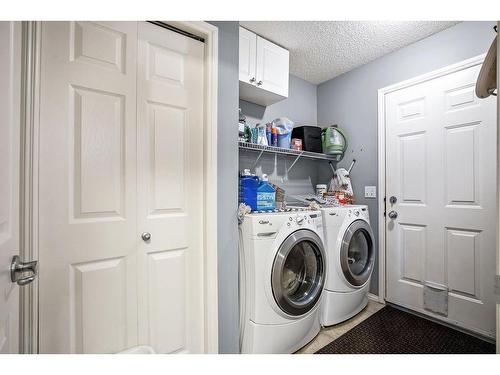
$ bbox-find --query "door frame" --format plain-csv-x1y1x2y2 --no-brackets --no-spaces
496,22,499,354
19,20,219,354
377,54,487,305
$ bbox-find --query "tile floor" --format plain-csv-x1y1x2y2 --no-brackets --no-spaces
296,299,385,354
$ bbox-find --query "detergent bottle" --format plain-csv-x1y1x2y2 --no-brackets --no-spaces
256,174,276,211
239,169,259,211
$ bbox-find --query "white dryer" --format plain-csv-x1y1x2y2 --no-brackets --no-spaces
320,205,375,326
239,210,326,353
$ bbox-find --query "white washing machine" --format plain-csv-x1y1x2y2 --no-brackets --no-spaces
239,209,327,353
320,205,375,326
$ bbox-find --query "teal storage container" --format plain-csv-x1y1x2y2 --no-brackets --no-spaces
256,174,276,211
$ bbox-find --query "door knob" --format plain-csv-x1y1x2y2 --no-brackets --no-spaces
389,196,397,204
141,232,151,242
388,211,398,219
11,255,38,286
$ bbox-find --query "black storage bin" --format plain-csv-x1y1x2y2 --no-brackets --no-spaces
291,126,322,153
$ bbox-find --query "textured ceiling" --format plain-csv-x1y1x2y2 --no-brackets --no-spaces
240,21,459,84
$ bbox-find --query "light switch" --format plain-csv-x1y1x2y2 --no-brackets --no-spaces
365,186,376,198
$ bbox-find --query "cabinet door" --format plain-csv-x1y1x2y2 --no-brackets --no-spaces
239,27,256,84
255,36,289,97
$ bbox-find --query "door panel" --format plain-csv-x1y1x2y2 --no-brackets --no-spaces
255,36,289,97
239,27,256,84
136,22,204,354
386,63,497,337
38,21,139,353
0,21,21,354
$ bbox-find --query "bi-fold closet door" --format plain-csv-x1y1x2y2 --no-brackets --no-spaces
38,21,204,353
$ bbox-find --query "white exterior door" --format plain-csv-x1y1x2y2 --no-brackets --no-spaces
0,21,21,354
38,21,206,353
385,61,497,338
136,22,205,354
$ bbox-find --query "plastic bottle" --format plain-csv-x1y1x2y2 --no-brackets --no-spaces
271,127,278,147
257,174,276,211
239,169,259,211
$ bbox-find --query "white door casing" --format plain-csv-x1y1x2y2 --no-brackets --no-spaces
383,59,497,337
136,22,205,353
496,22,499,354
0,21,22,354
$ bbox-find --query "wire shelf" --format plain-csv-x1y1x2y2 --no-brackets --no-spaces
238,141,342,162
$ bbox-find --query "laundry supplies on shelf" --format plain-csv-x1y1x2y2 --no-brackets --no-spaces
292,126,322,153
257,174,276,211
239,169,259,211
321,125,347,156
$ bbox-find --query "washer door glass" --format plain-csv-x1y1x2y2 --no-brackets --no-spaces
272,230,326,316
340,220,375,287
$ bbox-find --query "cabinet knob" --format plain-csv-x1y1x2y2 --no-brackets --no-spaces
249,77,256,83
257,80,263,86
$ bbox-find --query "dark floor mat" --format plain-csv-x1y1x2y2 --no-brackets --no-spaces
315,305,495,354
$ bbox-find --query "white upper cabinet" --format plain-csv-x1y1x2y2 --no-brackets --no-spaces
239,27,289,106
239,27,256,84
255,36,289,97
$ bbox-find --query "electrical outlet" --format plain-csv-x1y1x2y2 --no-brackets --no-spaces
365,186,376,198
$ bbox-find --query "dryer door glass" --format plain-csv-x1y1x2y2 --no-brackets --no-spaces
272,230,326,316
340,220,375,287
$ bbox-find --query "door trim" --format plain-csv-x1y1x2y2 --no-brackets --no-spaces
19,21,41,354
377,54,487,305
496,22,499,355
20,21,219,354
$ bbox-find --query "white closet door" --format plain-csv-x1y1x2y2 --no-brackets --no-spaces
0,21,21,354
385,63,497,337
38,21,139,353
136,22,205,354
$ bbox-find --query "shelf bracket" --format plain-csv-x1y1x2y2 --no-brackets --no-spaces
251,150,264,169
286,152,304,174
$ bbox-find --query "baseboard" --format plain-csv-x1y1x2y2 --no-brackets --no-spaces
368,293,384,304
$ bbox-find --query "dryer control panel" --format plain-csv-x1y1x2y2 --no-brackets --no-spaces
243,210,323,239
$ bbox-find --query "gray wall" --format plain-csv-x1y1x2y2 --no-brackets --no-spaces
317,21,497,295
239,75,319,197
240,74,317,127
210,21,240,354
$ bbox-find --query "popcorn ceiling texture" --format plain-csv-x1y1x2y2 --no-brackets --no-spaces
239,21,459,84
